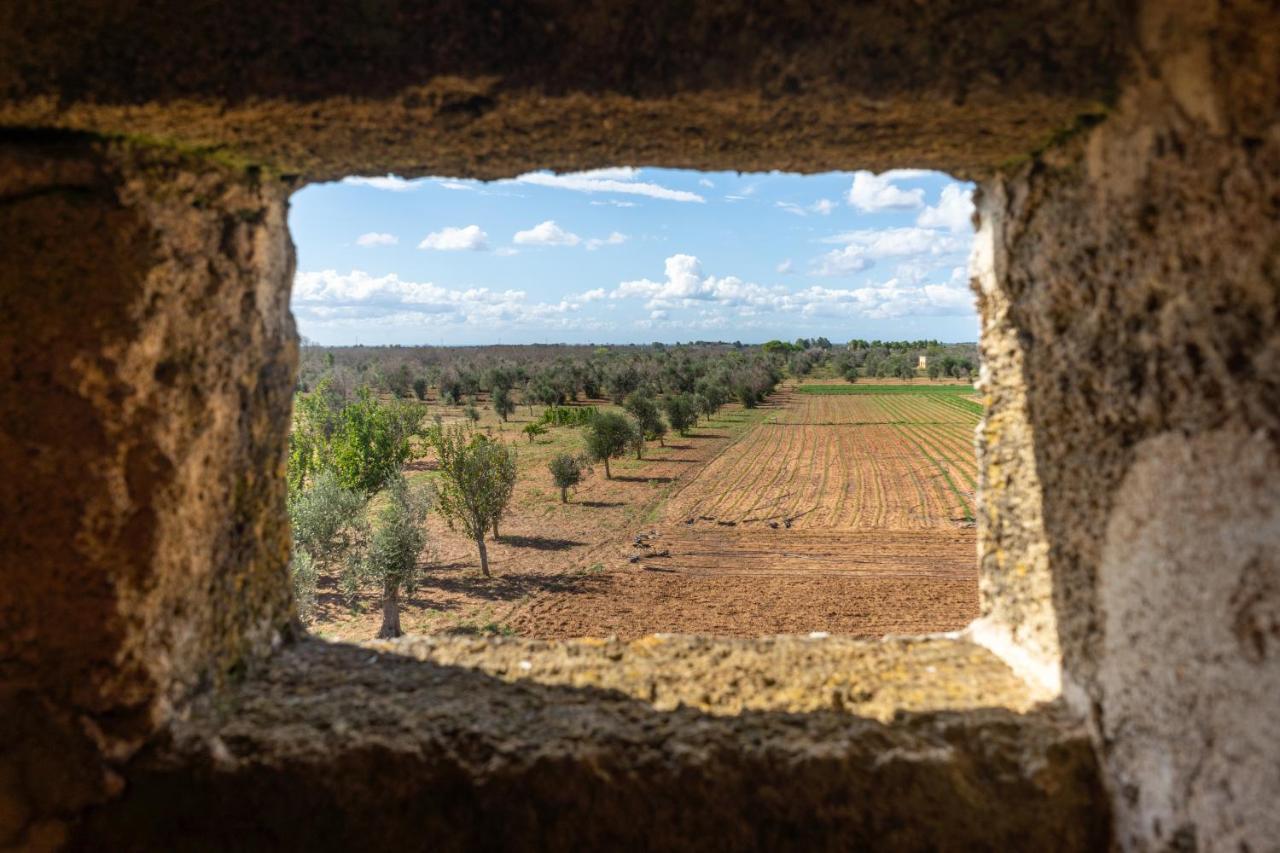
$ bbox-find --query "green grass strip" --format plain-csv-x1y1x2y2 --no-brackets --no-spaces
796,384,976,396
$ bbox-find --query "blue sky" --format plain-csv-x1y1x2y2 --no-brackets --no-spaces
289,168,977,345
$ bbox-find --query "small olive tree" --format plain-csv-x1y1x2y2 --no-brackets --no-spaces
492,386,516,422
288,470,368,622
623,391,667,447
662,394,698,436
548,453,585,502
429,425,517,577
343,473,432,639
583,411,634,479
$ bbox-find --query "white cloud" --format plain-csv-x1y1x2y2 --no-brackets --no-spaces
494,247,519,256
613,254,783,311
343,175,419,192
607,254,974,327
514,220,581,247
590,199,639,208
355,232,398,247
917,183,975,233
292,269,612,332
513,168,704,203
846,171,925,212
778,198,839,217
586,232,628,250
814,246,875,276
813,227,969,276
698,178,715,188
418,225,488,251
437,180,474,191
776,259,794,274
576,288,607,302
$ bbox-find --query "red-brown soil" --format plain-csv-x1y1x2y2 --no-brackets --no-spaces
309,383,981,642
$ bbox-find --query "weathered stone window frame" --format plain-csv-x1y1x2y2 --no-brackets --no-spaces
2,3,1276,849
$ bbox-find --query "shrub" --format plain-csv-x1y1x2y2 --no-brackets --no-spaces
539,405,597,427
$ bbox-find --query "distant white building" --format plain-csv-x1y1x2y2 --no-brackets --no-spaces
917,355,928,370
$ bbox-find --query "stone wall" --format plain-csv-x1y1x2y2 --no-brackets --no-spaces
0,1,1276,849
973,1,1280,847
0,135,297,848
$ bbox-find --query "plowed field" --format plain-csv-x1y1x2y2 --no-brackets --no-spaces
509,384,981,639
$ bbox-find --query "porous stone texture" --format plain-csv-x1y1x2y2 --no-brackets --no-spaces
0,133,297,849
0,2,1128,180
84,637,1109,851
0,0,1276,849
973,1,1280,848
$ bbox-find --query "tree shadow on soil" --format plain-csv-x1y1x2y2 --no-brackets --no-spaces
577,500,624,508
612,475,674,484
412,570,610,603
497,535,585,551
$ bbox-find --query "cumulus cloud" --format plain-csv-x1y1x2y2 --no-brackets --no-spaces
418,225,488,251
514,220,581,247
576,288,607,302
776,259,794,274
437,180,474,191
586,232,628,250
292,269,611,331
813,227,969,276
846,171,926,212
917,183,975,233
607,254,974,327
356,232,398,247
613,254,782,311
514,167,704,203
343,175,419,192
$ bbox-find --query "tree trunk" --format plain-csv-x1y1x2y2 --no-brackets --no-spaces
603,456,611,479
492,517,500,540
560,486,568,503
377,580,401,639
476,535,490,577
635,444,643,460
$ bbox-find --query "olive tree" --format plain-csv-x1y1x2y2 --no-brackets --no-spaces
343,473,432,639
287,470,368,623
492,386,516,422
624,391,667,447
583,411,634,479
548,453,584,502
429,425,517,577
662,394,698,436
